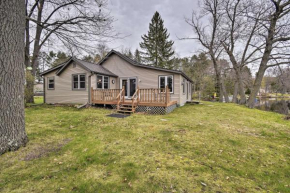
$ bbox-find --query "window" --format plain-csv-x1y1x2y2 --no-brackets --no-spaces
47,77,54,90
159,75,173,93
104,76,109,89
97,75,109,89
72,74,86,90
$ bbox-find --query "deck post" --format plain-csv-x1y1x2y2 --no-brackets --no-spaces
165,86,169,105
122,86,125,103
137,86,139,104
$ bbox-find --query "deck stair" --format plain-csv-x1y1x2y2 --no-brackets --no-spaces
117,104,136,114
116,87,139,114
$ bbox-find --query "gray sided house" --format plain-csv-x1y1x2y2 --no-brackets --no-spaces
41,50,193,114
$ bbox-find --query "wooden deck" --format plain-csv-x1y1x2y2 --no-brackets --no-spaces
91,86,177,108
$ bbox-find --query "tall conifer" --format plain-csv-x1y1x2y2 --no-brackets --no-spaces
140,11,174,68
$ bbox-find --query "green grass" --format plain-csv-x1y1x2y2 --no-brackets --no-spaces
0,102,289,192
34,96,44,104
25,96,44,107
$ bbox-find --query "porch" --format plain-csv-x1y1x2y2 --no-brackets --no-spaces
90,86,177,114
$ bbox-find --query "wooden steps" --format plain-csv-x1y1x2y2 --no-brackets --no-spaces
117,104,135,114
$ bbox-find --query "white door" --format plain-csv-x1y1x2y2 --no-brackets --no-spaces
120,78,137,98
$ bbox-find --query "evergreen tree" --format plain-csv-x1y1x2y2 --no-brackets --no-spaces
49,51,69,67
134,49,141,63
82,55,94,63
140,11,174,68
121,47,133,59
127,50,133,59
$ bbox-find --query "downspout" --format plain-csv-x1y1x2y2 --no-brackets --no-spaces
88,72,93,105
43,76,46,103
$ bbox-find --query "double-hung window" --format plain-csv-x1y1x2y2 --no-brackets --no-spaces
97,75,109,89
72,74,86,90
159,75,173,93
47,77,55,90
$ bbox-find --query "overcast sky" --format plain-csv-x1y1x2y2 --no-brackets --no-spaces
106,0,201,58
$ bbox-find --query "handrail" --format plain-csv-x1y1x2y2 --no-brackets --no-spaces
116,89,123,99
131,87,139,107
117,87,125,110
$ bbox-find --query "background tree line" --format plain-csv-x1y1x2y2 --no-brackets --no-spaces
186,0,290,108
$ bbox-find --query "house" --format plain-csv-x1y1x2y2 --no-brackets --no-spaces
34,82,44,96
40,50,193,114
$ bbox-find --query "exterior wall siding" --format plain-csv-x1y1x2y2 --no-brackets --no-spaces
91,74,117,89
101,54,183,104
44,62,89,104
179,76,192,106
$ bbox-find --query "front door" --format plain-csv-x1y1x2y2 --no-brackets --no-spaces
120,78,137,98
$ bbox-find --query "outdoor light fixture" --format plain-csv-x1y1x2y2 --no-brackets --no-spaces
112,80,115,84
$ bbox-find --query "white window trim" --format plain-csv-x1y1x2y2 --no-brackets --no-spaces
72,74,86,90
97,75,109,89
159,75,174,94
47,77,55,90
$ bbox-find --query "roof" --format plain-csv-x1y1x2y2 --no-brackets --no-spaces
97,50,193,83
39,62,66,76
40,57,117,77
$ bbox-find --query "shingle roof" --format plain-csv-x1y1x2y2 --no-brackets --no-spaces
40,57,117,77
40,50,193,83
97,50,193,83
72,57,117,77
39,62,66,76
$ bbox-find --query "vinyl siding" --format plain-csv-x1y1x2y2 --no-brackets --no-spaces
101,54,183,104
44,62,89,104
179,76,187,106
91,74,117,89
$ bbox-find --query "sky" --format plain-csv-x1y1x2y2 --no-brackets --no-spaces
106,0,201,58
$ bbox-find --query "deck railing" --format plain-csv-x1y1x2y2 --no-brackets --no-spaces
139,86,170,104
91,86,171,105
91,88,121,102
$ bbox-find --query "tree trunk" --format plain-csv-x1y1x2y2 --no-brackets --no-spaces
210,53,224,102
0,0,28,154
221,78,229,103
222,44,246,104
248,65,267,108
232,81,238,103
26,0,44,104
248,12,279,108
25,1,30,68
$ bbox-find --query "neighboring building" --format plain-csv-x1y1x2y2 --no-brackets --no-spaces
40,50,193,114
34,83,44,96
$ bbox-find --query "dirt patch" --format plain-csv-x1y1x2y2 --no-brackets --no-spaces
23,138,71,161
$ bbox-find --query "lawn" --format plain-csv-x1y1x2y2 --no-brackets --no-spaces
0,102,289,192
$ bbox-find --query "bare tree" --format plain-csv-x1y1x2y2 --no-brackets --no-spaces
25,0,117,103
219,0,262,104
0,0,28,154
269,66,290,94
186,0,230,102
246,0,290,108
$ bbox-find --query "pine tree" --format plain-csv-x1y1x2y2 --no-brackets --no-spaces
134,49,141,63
140,11,174,68
127,50,133,59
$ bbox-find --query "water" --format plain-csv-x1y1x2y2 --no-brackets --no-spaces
255,98,290,115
